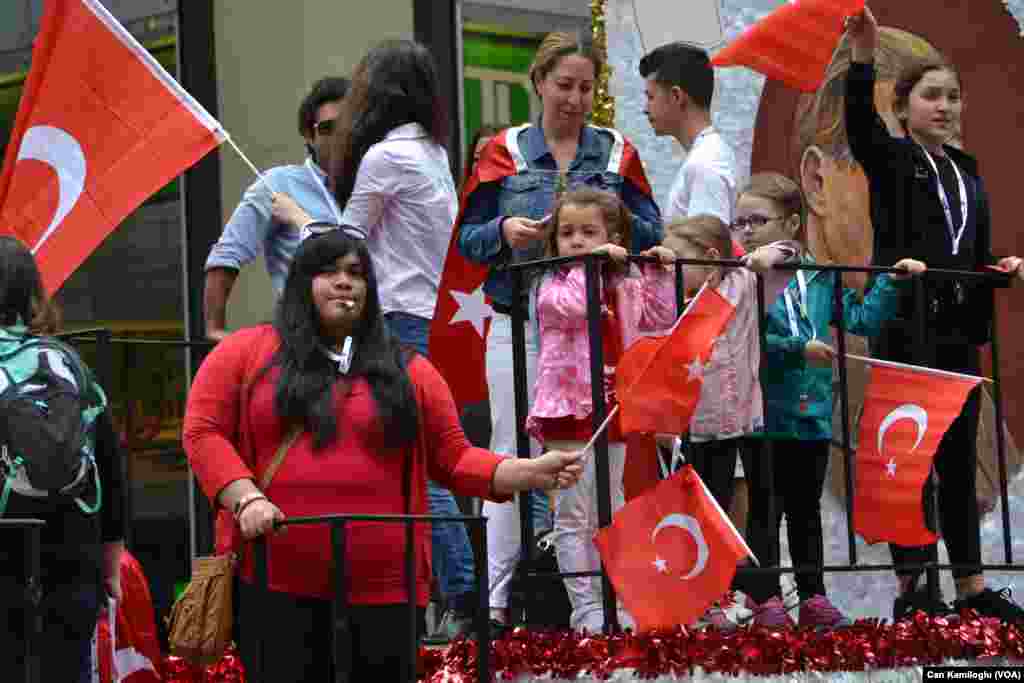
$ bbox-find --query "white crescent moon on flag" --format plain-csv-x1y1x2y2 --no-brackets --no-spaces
877,404,928,456
651,513,709,580
15,125,87,254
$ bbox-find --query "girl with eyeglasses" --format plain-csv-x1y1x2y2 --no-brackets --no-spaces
733,172,924,628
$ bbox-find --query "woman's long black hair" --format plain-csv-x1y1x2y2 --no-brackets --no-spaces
331,39,448,211
0,235,59,333
267,231,418,450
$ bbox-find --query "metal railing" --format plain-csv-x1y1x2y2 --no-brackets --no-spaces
503,252,1021,641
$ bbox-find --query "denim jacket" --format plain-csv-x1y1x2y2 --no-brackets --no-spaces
458,123,662,308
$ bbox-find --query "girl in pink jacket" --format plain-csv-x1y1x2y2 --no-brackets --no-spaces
527,188,677,632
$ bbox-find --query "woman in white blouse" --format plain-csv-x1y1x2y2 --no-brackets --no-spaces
325,39,479,638
329,39,457,355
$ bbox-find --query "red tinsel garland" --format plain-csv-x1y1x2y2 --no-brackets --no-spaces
161,613,1024,682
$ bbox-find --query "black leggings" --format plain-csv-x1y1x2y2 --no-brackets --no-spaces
739,439,831,603
875,332,982,583
238,580,425,682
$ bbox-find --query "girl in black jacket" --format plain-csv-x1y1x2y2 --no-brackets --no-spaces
844,5,1024,624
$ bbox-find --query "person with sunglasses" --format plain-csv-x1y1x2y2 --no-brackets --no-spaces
204,76,350,342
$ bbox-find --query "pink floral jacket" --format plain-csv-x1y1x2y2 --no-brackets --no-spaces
689,240,800,441
527,262,677,436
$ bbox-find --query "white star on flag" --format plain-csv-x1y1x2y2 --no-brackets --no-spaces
449,285,494,338
885,459,897,477
653,557,668,573
686,357,706,383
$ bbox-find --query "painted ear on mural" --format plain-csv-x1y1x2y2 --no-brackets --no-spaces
631,0,724,51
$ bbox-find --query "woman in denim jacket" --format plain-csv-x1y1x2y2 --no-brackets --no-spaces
457,32,661,629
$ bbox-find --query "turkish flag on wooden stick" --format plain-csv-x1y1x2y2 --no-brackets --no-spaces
0,0,225,293
711,0,865,92
595,465,754,631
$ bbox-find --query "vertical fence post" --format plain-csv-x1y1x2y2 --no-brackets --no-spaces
331,521,350,683
754,275,778,579
510,267,535,573
253,537,268,683
913,276,942,601
584,255,618,635
23,521,43,683
988,300,1013,564
472,517,491,683
405,518,417,683
831,274,859,567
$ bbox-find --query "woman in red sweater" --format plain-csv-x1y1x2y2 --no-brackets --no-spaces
184,229,581,681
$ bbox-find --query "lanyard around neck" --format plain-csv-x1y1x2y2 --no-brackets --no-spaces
918,145,968,255
305,158,344,225
783,270,815,340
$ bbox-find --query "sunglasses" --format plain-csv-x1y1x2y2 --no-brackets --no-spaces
313,117,337,137
729,215,786,234
300,221,368,242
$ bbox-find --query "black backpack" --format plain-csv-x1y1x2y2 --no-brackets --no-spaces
0,339,103,515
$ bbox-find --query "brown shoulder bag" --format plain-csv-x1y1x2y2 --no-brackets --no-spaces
166,426,302,666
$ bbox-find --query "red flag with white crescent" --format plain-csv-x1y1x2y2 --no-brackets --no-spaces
0,0,224,293
711,0,865,92
428,124,654,411
854,361,981,546
594,465,752,631
92,552,163,682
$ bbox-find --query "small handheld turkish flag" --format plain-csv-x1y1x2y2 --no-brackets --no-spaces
0,0,224,293
854,360,981,546
92,552,162,682
594,465,753,631
616,285,736,436
711,0,866,92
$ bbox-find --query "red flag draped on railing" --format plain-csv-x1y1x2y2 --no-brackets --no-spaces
854,360,982,546
0,0,225,293
711,0,865,92
615,286,736,435
595,465,752,631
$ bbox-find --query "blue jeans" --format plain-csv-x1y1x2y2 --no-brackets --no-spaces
384,312,477,603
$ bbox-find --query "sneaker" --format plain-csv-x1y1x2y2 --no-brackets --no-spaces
697,603,737,631
893,589,954,622
749,596,792,628
799,594,851,630
423,608,474,645
954,588,1024,624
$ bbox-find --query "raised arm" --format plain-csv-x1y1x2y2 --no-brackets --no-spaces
843,6,897,177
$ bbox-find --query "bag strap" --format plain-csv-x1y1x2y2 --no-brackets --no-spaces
258,425,302,491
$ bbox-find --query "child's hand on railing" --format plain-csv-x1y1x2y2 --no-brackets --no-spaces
995,256,1024,280
891,258,927,280
640,245,677,266
591,243,629,264
742,245,779,273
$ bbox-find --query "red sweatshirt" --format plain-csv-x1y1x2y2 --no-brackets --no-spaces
184,325,509,604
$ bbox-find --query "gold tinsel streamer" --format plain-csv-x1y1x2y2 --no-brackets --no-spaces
590,0,615,128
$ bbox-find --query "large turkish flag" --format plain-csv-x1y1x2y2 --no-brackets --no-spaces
854,360,981,546
0,0,224,293
712,0,866,92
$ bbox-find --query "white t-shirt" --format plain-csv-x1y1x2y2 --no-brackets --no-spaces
340,123,457,319
665,127,738,225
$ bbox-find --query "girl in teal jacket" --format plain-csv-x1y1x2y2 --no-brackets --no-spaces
732,173,925,628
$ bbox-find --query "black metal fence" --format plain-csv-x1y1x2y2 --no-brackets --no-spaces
504,253,1023,636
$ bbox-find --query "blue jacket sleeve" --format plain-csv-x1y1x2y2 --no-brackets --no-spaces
621,179,662,251
457,182,507,265
842,273,905,338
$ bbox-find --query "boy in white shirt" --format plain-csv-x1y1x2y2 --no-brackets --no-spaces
640,43,737,225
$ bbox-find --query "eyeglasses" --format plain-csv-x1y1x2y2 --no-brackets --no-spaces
313,117,337,137
729,215,787,233
300,221,368,242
